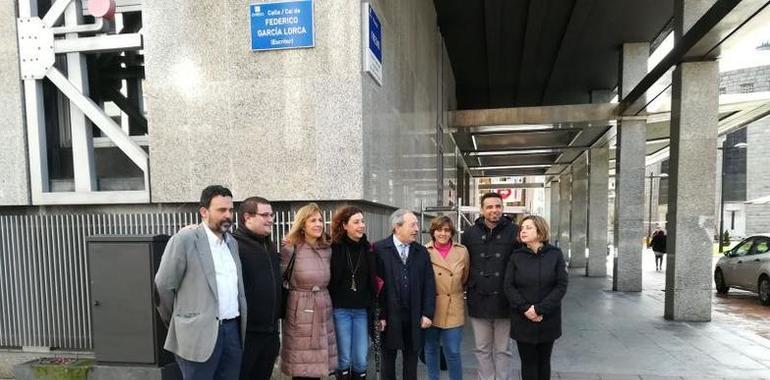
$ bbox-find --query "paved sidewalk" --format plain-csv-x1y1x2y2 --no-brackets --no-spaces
448,253,770,380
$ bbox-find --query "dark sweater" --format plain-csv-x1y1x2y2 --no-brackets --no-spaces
329,235,376,310
233,226,281,333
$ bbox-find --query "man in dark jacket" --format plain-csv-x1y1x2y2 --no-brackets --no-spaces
461,192,521,380
232,196,281,380
376,209,436,380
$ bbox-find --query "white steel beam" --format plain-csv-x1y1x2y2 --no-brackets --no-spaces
65,1,96,192
46,67,148,172
19,0,48,203
41,0,74,28
54,33,142,54
18,0,39,17
23,80,50,201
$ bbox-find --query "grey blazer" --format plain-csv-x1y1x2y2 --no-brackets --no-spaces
155,224,247,362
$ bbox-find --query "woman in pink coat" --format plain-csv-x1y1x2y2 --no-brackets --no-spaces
281,203,337,379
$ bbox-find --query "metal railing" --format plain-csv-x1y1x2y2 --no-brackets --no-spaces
0,206,386,350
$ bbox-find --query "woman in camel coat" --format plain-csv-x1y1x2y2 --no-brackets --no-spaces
281,203,337,379
423,216,469,380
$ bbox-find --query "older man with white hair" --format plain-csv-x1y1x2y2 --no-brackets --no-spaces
375,209,436,380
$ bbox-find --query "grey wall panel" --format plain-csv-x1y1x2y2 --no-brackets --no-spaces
0,2,30,205
0,200,393,349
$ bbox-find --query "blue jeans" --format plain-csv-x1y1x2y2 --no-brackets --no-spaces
175,319,242,380
333,308,369,373
424,326,463,380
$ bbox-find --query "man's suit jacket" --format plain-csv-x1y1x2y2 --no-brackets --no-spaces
374,235,436,351
155,224,247,362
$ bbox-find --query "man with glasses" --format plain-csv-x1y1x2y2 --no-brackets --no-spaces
233,196,282,380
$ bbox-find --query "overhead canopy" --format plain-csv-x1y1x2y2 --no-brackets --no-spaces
434,0,673,109
436,0,770,178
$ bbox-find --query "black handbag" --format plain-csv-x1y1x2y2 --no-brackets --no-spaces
280,245,297,319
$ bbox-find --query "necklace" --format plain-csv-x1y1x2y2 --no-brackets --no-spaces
345,246,363,292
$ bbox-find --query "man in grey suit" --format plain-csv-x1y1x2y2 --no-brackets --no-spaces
155,185,247,379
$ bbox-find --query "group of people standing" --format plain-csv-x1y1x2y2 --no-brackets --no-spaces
155,185,569,380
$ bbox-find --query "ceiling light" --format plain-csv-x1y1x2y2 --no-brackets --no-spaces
469,124,554,133
471,164,552,170
467,149,555,157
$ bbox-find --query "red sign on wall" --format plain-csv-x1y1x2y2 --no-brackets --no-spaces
496,188,512,199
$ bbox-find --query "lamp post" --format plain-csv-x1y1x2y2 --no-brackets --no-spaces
718,141,748,252
647,172,668,242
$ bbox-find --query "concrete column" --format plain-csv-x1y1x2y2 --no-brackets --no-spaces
664,1,719,321
644,163,663,238
570,157,588,268
588,145,609,277
550,181,561,242
544,185,551,224
559,171,572,255
613,42,648,292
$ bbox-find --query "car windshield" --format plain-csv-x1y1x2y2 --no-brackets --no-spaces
734,239,754,256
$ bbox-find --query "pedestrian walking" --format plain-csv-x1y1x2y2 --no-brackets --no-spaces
649,228,667,271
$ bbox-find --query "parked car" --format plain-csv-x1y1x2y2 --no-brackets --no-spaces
714,234,770,305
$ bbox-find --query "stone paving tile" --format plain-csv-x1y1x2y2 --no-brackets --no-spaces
595,374,643,380
555,371,601,379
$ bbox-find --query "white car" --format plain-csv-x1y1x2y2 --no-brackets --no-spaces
714,234,770,305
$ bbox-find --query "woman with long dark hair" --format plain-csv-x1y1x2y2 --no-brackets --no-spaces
329,206,377,380
649,228,667,271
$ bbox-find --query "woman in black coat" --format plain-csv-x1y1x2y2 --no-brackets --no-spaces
503,215,568,380
649,228,667,271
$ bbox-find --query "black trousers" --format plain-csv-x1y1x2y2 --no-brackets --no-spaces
381,319,418,380
516,341,554,380
381,348,418,380
240,331,280,380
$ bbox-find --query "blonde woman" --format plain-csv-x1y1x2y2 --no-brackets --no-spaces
424,216,469,380
280,203,337,379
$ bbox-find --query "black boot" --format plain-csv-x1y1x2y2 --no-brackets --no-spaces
336,369,352,380
352,371,366,379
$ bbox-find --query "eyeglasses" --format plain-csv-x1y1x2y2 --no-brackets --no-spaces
255,212,274,219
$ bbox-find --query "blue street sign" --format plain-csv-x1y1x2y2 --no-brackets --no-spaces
250,0,314,51
368,6,382,63
363,3,382,85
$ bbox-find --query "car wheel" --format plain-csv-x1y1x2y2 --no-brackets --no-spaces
758,276,770,306
715,269,729,294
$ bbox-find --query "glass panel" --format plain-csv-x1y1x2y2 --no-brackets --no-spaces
753,239,770,255
734,238,754,256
